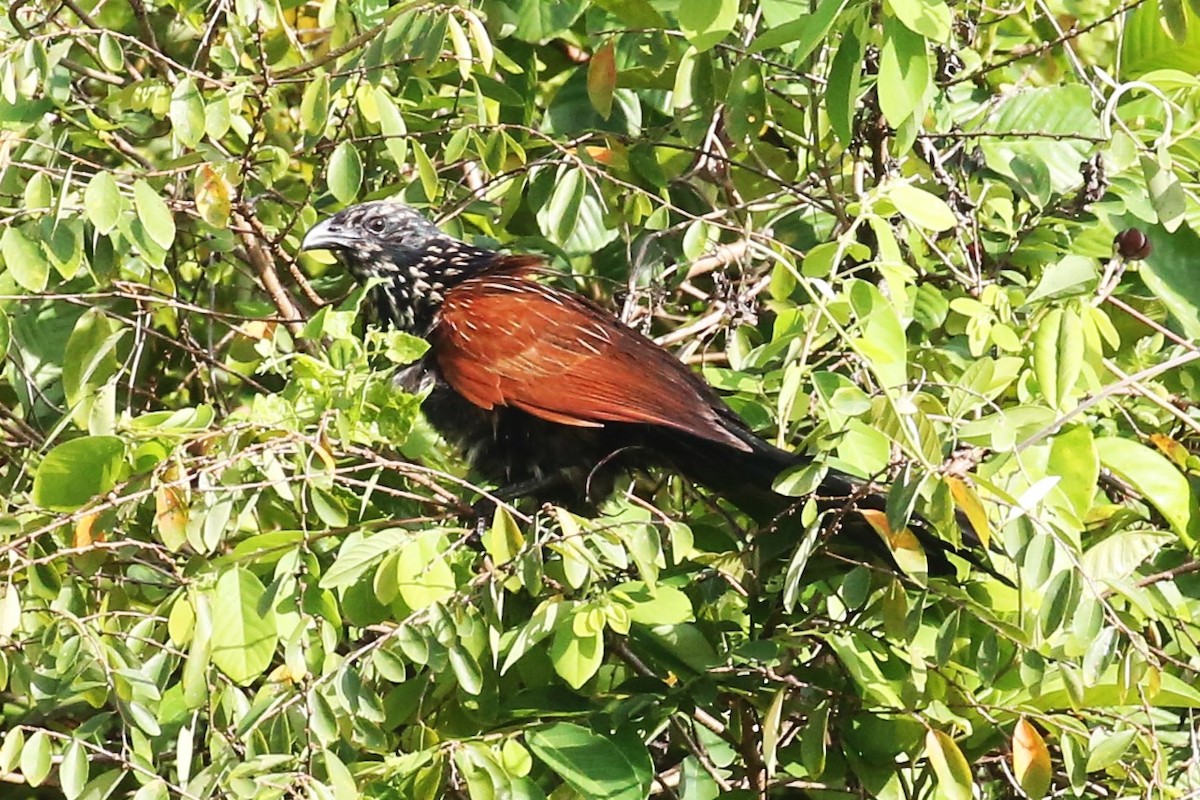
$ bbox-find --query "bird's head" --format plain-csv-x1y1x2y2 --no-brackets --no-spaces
301,201,496,332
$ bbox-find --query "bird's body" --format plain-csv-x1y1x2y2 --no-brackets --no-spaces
301,201,975,573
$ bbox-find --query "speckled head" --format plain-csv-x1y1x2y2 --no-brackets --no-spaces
301,201,497,332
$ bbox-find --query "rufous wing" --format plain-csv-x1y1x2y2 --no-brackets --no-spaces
431,275,752,452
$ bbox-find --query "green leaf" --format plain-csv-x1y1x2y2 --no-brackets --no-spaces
301,71,330,136
396,532,456,609
827,21,865,144
320,529,410,589
60,740,89,799
20,729,52,787
506,0,587,42
84,172,124,234
538,166,585,246
924,729,973,800
1096,438,1195,546
550,624,602,689
169,78,206,148
1046,424,1098,517
132,180,176,250
978,86,1101,194
374,88,409,167
210,567,279,684
328,142,363,205
726,59,766,141
526,723,650,800
1,225,48,292
1161,0,1189,42
32,436,125,511
878,17,929,128
1086,728,1136,772
62,309,124,430
886,0,952,42
1082,530,1172,583
749,0,849,57
1032,307,1084,411
677,0,738,51
1142,154,1186,232
888,183,957,232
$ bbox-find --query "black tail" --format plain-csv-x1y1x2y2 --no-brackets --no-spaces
657,424,990,579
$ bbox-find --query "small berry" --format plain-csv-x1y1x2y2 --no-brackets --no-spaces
1114,228,1152,260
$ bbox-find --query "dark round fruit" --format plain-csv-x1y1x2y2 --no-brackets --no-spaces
1115,228,1152,260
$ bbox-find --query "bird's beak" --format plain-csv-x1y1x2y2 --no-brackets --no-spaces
299,217,349,252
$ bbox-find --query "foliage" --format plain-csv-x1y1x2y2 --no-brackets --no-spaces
1,0,1200,798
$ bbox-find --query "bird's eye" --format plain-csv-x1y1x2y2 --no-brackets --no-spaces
365,217,388,234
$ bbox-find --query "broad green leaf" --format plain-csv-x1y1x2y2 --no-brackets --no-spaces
1142,154,1186,232
210,567,278,684
1032,307,1083,411
507,0,587,42
60,739,88,799
888,183,957,232
1086,728,1136,772
32,436,125,510
396,532,456,609
446,14,473,80
878,17,929,128
133,180,176,249
677,0,737,51
1027,255,1097,304
321,529,410,589
24,172,51,210
1082,530,1172,583
887,0,951,41
1120,0,1200,75
726,59,766,142
526,723,649,800
1047,424,1098,517
502,600,569,674
978,87,1101,194
924,729,973,800
538,166,585,246
62,309,124,430
749,0,849,57
1161,0,1189,42
1096,438,1195,545
84,171,123,234
328,142,363,204
550,625,602,689
20,730,52,787
301,71,330,136
1,225,49,292
827,21,865,144
374,88,409,167
98,33,123,71
169,78,206,148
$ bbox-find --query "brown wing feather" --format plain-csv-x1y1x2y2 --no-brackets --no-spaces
432,276,752,452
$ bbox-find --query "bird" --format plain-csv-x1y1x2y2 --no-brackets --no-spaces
300,201,983,576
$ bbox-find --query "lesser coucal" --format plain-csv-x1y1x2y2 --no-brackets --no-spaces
300,201,980,575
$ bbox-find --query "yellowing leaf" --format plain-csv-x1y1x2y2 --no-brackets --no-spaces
74,512,105,548
1013,718,1052,799
945,476,990,548
861,509,929,576
194,164,231,228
